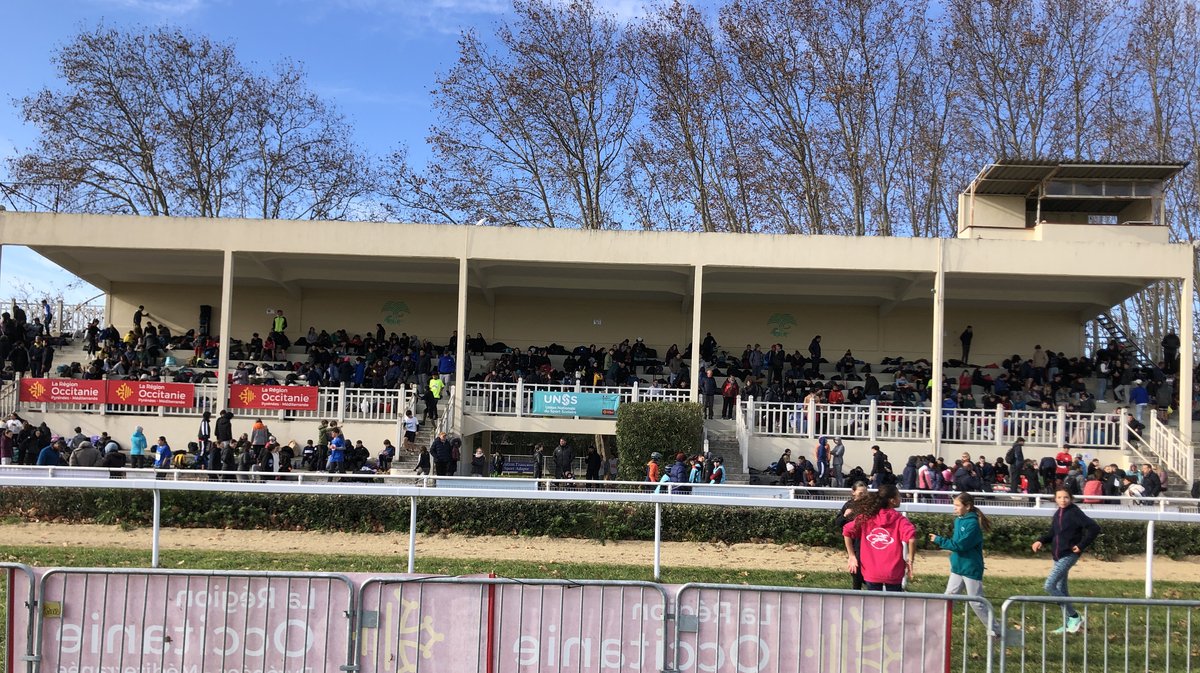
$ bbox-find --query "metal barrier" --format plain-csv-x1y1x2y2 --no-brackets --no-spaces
1,563,37,673
999,595,1200,672
671,584,995,673
34,568,357,673
355,576,670,673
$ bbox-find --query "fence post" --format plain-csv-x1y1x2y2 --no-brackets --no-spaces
152,488,162,568
868,399,878,442
806,397,817,439
632,380,640,403
1145,520,1155,598
516,378,525,417
56,299,64,333
653,502,662,581
994,404,1004,445
1055,405,1067,448
1119,408,1129,448
337,383,347,426
747,396,756,436
575,378,582,393
408,496,418,574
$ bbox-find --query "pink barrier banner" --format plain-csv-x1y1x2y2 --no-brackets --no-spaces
18,378,105,405
106,380,195,407
30,570,352,673
670,586,950,673
229,384,318,411
12,570,952,673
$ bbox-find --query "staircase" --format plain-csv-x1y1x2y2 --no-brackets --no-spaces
704,424,749,483
1094,312,1162,375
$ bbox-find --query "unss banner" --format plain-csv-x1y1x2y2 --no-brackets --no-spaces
532,391,620,417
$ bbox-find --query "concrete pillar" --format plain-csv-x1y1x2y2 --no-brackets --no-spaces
217,250,234,412
454,256,468,431
689,266,703,402
931,241,945,452
1179,272,1193,450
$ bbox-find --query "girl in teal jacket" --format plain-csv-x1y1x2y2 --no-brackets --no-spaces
929,493,1005,639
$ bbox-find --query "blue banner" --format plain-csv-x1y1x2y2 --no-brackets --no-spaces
532,391,620,418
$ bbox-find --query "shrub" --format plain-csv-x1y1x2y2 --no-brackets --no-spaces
615,401,703,482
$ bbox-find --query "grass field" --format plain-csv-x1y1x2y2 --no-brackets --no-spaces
1,544,1197,672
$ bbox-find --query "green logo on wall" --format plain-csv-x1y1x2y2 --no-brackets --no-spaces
381,301,411,325
767,312,796,337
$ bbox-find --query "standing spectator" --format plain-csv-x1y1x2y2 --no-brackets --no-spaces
930,493,1006,638
425,374,444,423
699,369,717,420
1129,380,1150,423
584,446,602,481
327,428,346,473
720,375,739,420
1006,438,1025,488
552,438,573,479
153,436,173,469
843,484,916,592
250,419,270,456
69,440,102,467
834,482,869,590
40,299,53,336
130,426,148,469
869,444,889,488
808,335,822,364
402,411,418,453
830,438,846,487
1032,489,1100,634
470,448,486,476
430,431,452,476
1162,332,1180,373
491,449,506,477
960,326,973,364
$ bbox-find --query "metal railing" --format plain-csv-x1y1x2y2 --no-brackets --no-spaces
1,563,37,673
462,379,691,417
34,567,357,673
742,399,1122,450
999,595,1200,672
673,583,996,673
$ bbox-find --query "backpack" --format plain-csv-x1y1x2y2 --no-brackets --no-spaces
450,440,461,462
1005,446,1016,465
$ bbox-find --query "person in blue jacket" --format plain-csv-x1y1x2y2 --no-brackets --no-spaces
130,426,148,469
930,493,1005,639
1032,488,1101,634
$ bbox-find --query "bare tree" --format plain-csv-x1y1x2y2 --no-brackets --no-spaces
11,25,368,220
384,0,636,229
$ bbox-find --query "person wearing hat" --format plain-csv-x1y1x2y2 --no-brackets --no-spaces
1129,379,1150,423
647,452,663,483
69,440,102,468
99,442,127,473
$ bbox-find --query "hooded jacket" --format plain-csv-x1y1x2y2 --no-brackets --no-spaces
130,427,148,456
932,510,985,580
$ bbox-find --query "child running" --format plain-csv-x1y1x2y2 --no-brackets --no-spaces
929,493,1006,638
842,484,916,591
1032,488,1100,634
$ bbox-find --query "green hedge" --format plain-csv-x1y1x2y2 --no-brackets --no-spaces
615,401,703,481
0,487,1191,559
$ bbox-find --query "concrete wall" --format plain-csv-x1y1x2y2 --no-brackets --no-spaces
943,307,1082,365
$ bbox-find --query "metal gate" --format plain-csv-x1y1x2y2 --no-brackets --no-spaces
355,576,670,673
999,595,1200,672
34,568,356,673
1,563,36,673
671,584,996,673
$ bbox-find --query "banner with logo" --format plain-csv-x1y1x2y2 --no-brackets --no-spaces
532,391,620,417
230,384,319,411
106,380,195,407
18,378,105,404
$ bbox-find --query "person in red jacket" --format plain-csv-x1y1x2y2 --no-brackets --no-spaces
843,484,916,591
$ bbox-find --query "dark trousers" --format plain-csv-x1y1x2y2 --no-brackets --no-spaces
865,582,904,592
703,394,715,419
721,397,735,419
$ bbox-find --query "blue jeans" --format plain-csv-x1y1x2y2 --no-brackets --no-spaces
1045,553,1080,620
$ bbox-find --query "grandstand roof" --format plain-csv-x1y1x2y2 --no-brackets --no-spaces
966,160,1188,196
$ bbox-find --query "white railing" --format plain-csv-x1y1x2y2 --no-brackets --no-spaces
734,394,749,473
462,380,692,418
13,380,411,424
0,379,17,412
1133,415,1195,485
741,399,1121,450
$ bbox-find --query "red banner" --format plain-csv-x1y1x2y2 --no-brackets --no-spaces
106,380,195,407
18,378,105,404
229,384,318,411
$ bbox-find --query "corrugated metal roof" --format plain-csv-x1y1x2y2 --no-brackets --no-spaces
966,160,1189,195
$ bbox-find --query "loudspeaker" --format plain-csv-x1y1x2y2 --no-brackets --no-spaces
199,305,212,336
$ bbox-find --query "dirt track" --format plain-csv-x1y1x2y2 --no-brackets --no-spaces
3,522,1198,581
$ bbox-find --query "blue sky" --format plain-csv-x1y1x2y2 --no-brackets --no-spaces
0,0,648,303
